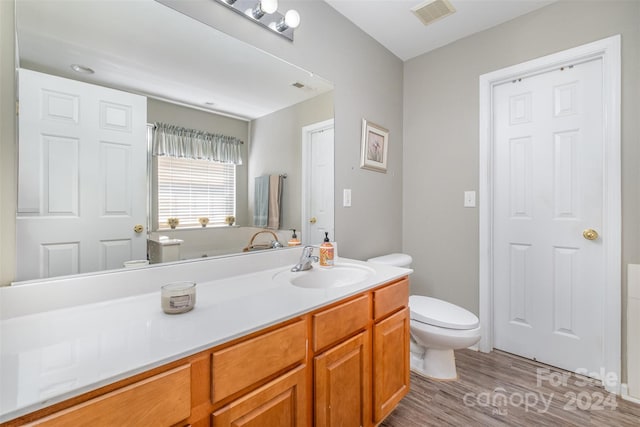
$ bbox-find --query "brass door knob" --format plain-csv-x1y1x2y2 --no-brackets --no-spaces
583,228,599,241
133,224,144,233
309,217,317,224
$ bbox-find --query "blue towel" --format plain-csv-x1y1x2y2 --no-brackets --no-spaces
254,175,269,227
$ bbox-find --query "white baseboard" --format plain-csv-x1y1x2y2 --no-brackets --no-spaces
467,344,479,352
621,384,640,404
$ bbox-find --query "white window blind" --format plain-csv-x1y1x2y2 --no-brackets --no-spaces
157,156,235,228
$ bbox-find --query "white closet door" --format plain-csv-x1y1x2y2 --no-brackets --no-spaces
493,58,605,374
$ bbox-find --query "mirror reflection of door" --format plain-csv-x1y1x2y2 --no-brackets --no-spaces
302,119,335,246
16,69,147,281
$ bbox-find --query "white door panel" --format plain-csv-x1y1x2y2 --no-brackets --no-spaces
302,120,334,246
493,59,604,373
17,69,147,281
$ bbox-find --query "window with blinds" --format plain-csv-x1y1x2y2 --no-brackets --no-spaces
157,156,236,228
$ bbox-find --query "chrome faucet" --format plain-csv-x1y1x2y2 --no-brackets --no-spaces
291,246,318,272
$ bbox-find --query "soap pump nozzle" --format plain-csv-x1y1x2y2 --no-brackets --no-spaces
288,229,301,246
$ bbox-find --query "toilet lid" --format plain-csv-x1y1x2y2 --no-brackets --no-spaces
367,253,412,267
409,295,479,330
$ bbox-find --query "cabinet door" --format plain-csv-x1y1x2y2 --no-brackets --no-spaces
373,308,410,423
212,365,307,427
314,331,371,427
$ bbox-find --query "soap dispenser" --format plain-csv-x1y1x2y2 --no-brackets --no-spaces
288,229,301,246
319,232,334,267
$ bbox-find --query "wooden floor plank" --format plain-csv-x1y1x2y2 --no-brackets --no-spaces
381,349,640,426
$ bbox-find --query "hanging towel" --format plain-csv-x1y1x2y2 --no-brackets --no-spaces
267,175,283,229
254,175,269,227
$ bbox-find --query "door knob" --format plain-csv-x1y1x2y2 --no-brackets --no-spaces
309,217,317,224
583,228,599,241
133,224,144,233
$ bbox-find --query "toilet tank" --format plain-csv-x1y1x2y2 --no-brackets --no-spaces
367,253,412,268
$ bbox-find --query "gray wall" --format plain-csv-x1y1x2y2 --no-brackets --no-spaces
249,91,334,234
403,0,639,378
159,0,404,261
147,98,250,227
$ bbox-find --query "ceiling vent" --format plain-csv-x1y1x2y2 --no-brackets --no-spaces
411,0,456,26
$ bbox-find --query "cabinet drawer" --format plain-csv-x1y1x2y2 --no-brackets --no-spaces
212,319,307,403
313,294,369,352
34,365,191,426
373,278,409,320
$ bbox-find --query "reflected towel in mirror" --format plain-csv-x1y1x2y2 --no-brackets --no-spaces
254,175,269,227
268,175,283,229
254,175,283,229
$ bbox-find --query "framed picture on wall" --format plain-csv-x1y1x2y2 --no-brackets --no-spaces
360,119,389,173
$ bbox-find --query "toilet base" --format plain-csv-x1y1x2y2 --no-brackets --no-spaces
410,348,459,380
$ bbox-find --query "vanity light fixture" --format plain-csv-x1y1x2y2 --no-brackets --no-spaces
213,0,299,41
275,9,300,32
249,0,277,19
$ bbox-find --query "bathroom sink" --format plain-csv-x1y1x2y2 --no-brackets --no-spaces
273,263,375,289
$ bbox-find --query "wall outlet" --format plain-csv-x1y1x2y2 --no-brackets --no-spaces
464,191,476,208
343,189,352,207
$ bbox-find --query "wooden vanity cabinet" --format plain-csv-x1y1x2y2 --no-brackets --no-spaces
372,279,410,424
312,277,410,427
5,276,410,427
312,294,371,427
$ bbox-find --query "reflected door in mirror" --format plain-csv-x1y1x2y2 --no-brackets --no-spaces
16,70,148,281
304,120,334,245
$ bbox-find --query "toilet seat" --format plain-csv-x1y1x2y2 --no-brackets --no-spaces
409,295,479,330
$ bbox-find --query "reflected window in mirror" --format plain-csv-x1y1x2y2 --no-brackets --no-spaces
157,157,236,229
151,122,243,230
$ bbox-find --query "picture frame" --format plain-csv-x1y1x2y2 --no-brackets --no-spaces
360,119,389,173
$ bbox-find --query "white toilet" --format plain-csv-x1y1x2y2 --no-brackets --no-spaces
367,253,481,380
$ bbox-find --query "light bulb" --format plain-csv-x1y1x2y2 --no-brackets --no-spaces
284,10,300,28
261,0,278,14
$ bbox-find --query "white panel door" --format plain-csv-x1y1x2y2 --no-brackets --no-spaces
493,59,605,374
303,121,334,245
17,69,147,281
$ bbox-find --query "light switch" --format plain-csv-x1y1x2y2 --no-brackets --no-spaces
464,191,476,208
343,189,352,207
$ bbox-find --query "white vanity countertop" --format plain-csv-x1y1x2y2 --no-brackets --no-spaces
0,256,411,422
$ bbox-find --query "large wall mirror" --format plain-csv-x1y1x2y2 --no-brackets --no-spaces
13,0,334,283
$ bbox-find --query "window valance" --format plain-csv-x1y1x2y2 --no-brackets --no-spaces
152,122,243,165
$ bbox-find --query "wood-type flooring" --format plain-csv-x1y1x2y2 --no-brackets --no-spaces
381,349,640,426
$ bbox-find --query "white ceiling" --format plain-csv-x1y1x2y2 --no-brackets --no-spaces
325,0,557,61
